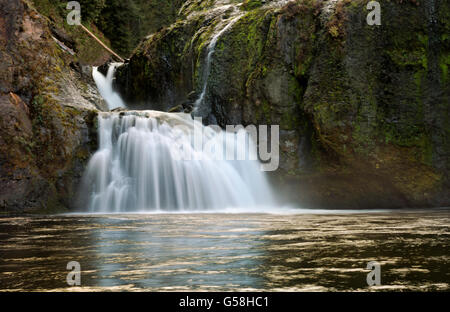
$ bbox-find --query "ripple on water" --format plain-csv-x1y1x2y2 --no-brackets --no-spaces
0,210,449,291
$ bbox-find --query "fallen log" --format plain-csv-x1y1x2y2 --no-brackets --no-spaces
79,24,124,62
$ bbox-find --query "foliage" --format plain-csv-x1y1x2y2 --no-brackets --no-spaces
97,0,184,57
32,0,183,59
242,0,263,11
96,0,141,57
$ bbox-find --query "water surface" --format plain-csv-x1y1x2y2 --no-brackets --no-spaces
0,210,449,291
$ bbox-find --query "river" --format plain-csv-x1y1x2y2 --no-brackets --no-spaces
0,209,448,291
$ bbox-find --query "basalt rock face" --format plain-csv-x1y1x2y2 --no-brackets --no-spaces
0,0,105,213
115,0,449,209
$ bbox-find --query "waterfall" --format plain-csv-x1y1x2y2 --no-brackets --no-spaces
83,16,277,213
92,63,126,110
191,1,290,113
194,13,243,112
81,111,275,212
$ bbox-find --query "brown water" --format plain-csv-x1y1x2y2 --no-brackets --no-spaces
0,210,449,291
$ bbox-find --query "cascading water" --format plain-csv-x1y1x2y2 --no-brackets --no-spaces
194,11,243,113
191,1,290,115
82,64,276,212
81,111,274,212
92,63,126,110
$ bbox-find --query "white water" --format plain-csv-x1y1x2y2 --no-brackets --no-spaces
81,111,275,212
86,30,277,212
92,63,126,110
194,13,243,111
191,1,290,111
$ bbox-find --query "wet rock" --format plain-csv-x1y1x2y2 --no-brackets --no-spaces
0,0,105,213
97,59,114,76
113,0,450,209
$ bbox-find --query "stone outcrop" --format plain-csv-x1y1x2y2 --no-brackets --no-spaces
0,0,106,213
115,0,449,209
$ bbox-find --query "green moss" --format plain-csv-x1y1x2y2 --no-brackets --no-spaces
181,0,216,15
352,99,378,156
30,95,45,127
440,53,450,83
384,124,422,147
31,0,112,64
280,110,300,130
261,99,272,123
420,136,433,166
242,0,263,11
387,48,427,69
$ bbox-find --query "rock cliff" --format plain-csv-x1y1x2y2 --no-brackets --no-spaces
0,0,106,213
115,0,449,209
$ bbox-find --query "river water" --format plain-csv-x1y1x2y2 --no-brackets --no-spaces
0,209,449,291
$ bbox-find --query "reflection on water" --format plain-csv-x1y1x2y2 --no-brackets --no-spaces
0,210,449,291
